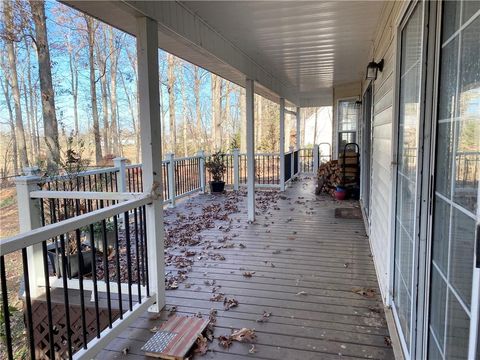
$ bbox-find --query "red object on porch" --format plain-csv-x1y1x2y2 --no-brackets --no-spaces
142,316,209,359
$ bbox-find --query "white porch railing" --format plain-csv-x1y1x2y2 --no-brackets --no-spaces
0,185,158,359
0,147,320,359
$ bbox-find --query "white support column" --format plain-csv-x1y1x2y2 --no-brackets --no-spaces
113,157,127,192
197,150,206,193
15,176,43,298
167,153,176,207
233,148,240,191
246,79,255,222
313,143,320,174
136,16,165,313
296,107,301,151
279,98,286,191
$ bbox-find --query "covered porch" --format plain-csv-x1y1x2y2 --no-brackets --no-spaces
92,177,393,359
0,1,395,358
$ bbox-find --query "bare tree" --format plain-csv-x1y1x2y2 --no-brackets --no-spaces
84,15,102,164
5,0,29,169
30,0,60,169
167,53,176,153
239,87,246,152
0,57,18,174
211,74,222,150
109,28,120,155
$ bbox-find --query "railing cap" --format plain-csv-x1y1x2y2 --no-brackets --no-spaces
14,175,43,185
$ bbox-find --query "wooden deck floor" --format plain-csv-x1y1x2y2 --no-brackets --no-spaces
98,176,394,359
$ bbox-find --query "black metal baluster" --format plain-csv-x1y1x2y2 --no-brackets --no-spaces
124,210,133,310
142,205,150,297
87,199,101,338
39,200,56,359
113,214,123,319
100,200,113,327
57,234,73,359
139,167,144,192
74,192,88,348
139,206,146,288
133,206,141,303
0,256,14,360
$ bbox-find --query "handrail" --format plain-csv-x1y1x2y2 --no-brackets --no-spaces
43,166,119,182
29,190,146,201
0,194,151,256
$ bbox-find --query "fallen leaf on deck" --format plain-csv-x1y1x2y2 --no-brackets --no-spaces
231,328,256,343
249,344,257,354
384,336,392,347
210,293,224,302
243,271,255,278
168,306,177,316
194,334,209,355
256,311,272,323
150,326,158,332
353,288,376,298
295,291,308,296
223,297,239,310
121,347,129,355
218,335,233,348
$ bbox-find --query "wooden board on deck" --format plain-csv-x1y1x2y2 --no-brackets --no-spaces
142,316,209,359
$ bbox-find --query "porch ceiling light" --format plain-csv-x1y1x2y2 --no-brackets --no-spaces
366,59,384,80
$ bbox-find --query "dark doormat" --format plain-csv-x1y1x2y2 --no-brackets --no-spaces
334,207,363,219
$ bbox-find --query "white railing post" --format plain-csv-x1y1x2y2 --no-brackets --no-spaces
137,16,164,313
197,150,206,193
15,175,43,297
313,144,320,174
246,78,255,222
113,157,127,192
167,153,176,208
279,98,286,191
233,148,240,191
290,146,295,179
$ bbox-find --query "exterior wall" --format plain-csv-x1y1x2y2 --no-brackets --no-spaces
362,1,408,304
332,82,361,159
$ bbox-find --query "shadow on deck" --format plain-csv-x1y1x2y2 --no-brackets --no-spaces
98,176,394,359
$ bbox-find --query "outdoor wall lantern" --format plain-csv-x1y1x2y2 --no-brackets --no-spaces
365,59,384,80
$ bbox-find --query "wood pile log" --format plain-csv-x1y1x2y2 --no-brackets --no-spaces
315,160,342,196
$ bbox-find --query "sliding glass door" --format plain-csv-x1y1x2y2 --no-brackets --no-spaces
427,2,480,359
392,2,425,357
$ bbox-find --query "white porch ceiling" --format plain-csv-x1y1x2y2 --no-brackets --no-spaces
64,1,384,106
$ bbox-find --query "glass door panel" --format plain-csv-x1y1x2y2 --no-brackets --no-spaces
393,3,424,357
428,2,480,359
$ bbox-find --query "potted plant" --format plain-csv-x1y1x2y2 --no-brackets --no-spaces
82,219,117,253
43,131,95,278
205,151,227,192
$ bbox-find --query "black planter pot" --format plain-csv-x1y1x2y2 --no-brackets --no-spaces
210,180,225,193
47,242,93,278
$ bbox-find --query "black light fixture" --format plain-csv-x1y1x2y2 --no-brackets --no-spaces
366,59,384,80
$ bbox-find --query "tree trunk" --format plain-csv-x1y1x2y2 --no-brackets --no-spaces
84,15,102,164
211,74,222,151
109,28,119,156
22,79,34,162
239,87,246,152
30,0,60,170
193,66,202,144
0,73,18,175
167,54,176,153
6,1,29,169
180,64,189,156
96,29,110,157
25,37,39,162
67,35,79,146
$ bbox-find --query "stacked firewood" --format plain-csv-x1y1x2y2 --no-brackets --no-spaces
315,160,342,196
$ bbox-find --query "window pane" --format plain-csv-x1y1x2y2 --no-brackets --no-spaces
445,292,470,359
338,101,358,131
437,38,459,121
429,267,447,348
449,208,475,307
442,0,461,41
432,196,450,274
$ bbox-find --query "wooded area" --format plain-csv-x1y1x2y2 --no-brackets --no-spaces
0,0,317,180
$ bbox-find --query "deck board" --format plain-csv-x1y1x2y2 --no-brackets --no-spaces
99,177,394,359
